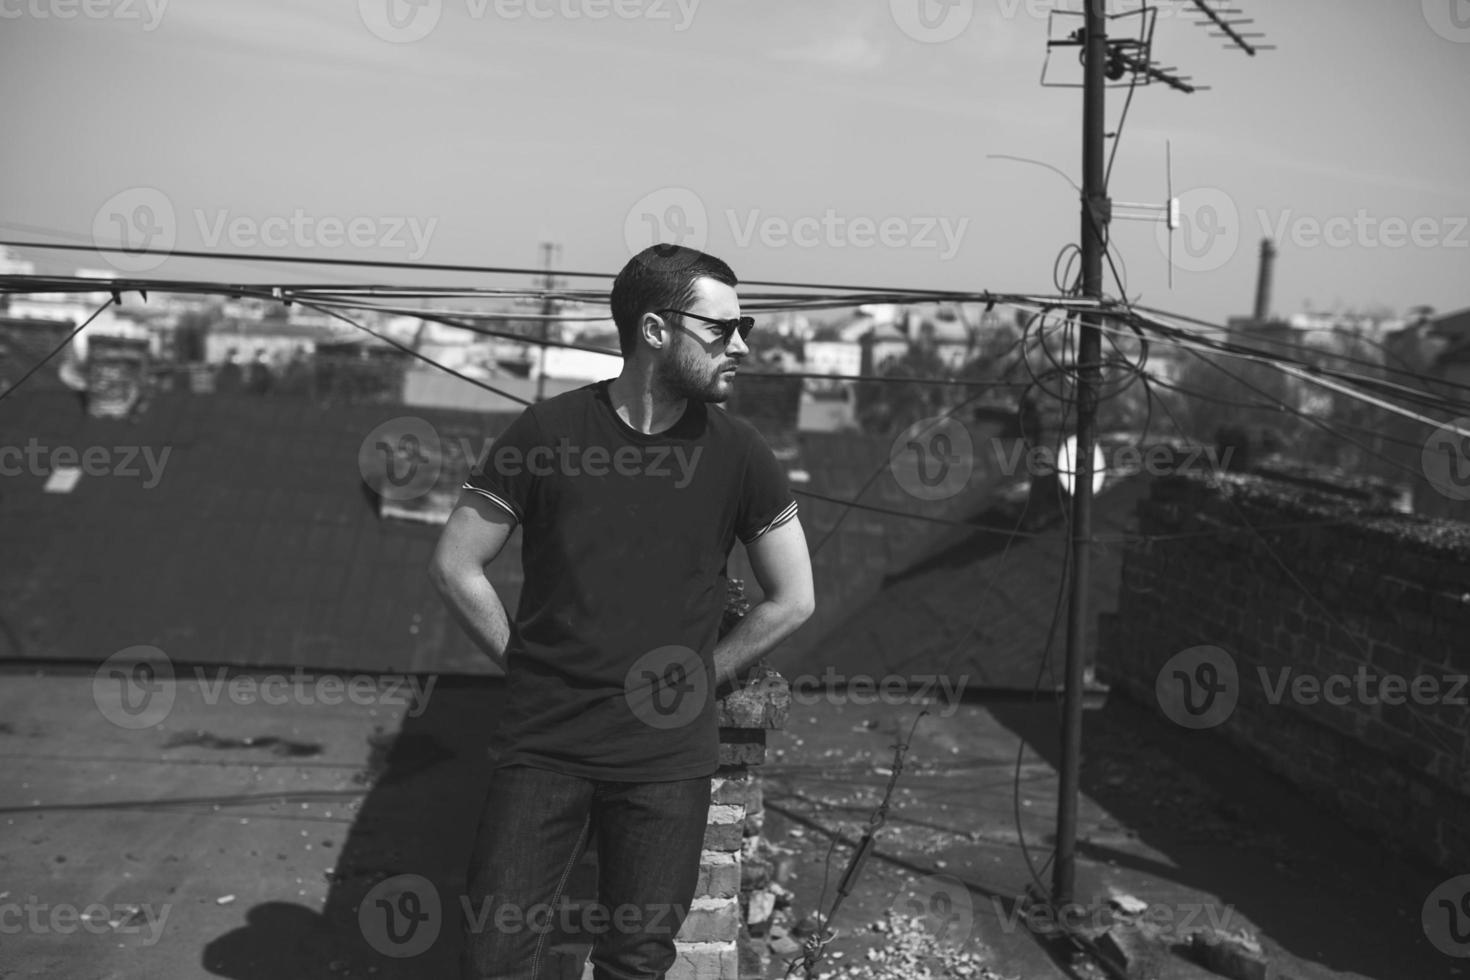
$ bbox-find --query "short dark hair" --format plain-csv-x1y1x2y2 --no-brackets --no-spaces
610,245,737,357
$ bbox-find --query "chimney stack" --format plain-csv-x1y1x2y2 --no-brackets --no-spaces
1253,238,1276,323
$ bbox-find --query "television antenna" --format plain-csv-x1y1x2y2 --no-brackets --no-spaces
1038,0,1272,917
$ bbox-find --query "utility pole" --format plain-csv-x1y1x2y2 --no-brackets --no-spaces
1042,0,1267,910
1053,0,1108,909
536,242,560,403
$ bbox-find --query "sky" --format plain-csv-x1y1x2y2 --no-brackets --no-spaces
2,0,1468,327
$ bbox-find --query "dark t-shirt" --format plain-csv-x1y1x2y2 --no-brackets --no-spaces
461,379,797,781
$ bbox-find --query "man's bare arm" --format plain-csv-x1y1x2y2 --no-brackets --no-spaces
712,517,815,692
428,493,517,673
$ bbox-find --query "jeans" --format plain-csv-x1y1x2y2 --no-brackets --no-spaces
460,763,712,980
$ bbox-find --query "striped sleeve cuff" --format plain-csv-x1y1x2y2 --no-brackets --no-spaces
741,500,798,545
461,483,523,524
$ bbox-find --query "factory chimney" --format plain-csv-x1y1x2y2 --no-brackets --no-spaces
1253,238,1276,323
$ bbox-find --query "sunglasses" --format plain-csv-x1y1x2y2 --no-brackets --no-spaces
658,308,756,344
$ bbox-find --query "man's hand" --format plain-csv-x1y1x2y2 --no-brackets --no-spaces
712,517,815,692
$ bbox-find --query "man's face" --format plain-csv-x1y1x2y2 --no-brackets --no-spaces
652,277,749,404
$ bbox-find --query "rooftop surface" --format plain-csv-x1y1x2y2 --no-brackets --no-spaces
0,659,1454,979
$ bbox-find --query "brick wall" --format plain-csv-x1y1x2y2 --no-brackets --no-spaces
1100,472,1470,871
550,665,789,980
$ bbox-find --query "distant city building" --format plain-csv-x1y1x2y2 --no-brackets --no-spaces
85,335,149,418
804,339,862,379
0,247,36,277
204,319,338,365
796,386,858,432
535,345,622,382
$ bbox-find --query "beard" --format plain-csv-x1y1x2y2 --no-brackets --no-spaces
653,340,735,404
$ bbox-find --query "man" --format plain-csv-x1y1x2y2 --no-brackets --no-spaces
429,244,815,980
